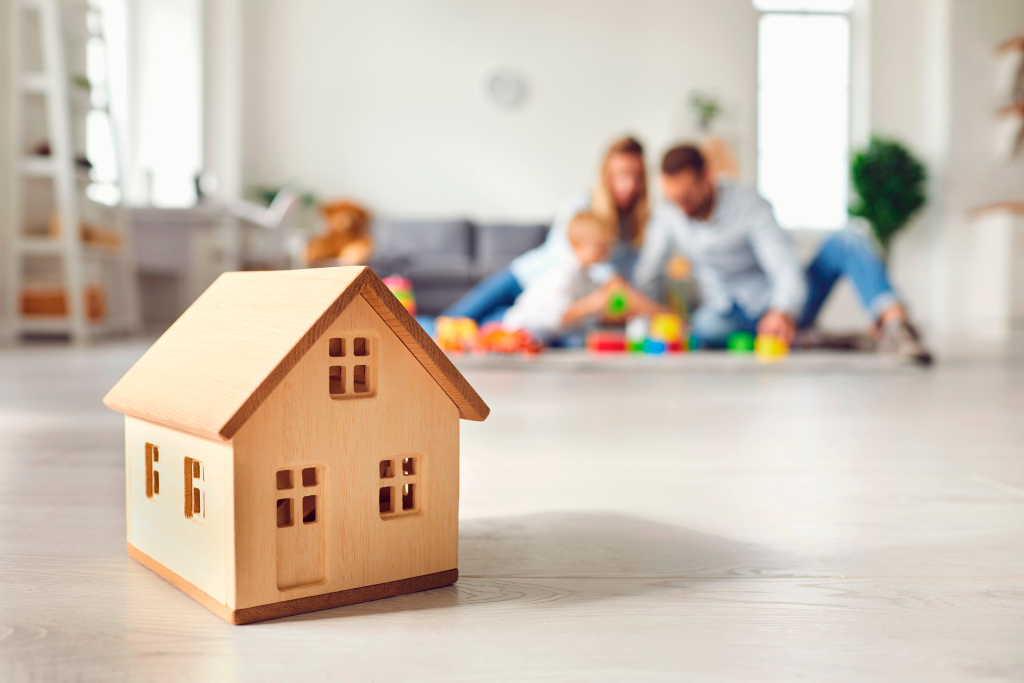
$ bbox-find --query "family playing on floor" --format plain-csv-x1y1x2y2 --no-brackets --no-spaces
442,136,933,365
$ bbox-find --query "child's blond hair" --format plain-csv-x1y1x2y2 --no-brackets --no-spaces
567,211,616,249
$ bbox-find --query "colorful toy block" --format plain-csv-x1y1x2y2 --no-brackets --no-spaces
649,313,684,345
754,334,789,363
607,290,628,317
381,275,416,316
727,331,755,354
641,338,667,354
435,316,478,353
625,316,648,353
586,331,627,353
477,323,542,356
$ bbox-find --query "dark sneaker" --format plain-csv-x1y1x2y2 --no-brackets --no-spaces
878,321,933,365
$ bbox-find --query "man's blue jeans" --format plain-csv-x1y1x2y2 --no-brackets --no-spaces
691,231,899,347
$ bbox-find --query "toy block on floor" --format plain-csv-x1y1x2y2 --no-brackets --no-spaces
755,334,789,363
587,331,627,353
727,331,755,353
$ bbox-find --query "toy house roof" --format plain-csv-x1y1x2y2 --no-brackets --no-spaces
103,267,489,441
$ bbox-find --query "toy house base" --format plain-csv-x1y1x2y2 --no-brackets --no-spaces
128,544,458,625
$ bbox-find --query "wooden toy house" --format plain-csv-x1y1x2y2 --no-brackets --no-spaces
103,267,489,624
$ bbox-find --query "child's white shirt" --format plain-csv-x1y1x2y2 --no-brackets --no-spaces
502,261,614,335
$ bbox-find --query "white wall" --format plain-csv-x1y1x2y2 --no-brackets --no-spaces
874,0,1024,335
240,0,759,221
0,0,11,341
941,0,1024,333
868,0,947,329
202,0,242,202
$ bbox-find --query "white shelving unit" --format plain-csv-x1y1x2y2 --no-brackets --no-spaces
5,0,139,343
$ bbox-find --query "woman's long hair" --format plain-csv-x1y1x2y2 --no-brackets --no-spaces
589,136,649,247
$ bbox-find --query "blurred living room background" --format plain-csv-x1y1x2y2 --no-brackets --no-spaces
1,0,1023,344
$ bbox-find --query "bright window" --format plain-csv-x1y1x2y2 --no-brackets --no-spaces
757,4,851,229
84,0,128,206
753,0,853,11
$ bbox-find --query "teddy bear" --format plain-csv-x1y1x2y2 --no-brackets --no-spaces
304,200,374,265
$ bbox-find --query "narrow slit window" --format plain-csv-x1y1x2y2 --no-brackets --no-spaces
277,498,293,527
402,484,415,511
276,469,293,490
353,337,368,356
303,495,317,523
379,486,393,514
145,443,160,499
353,365,368,393
380,459,394,478
402,457,415,476
329,337,345,357
329,365,345,396
185,457,205,521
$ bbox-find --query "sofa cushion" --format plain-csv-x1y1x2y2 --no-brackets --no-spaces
474,222,550,276
371,219,475,279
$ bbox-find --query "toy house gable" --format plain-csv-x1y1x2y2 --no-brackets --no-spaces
230,294,460,611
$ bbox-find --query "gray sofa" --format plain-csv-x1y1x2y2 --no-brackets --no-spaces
368,219,550,314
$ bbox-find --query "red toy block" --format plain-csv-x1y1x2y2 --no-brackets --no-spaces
586,331,627,353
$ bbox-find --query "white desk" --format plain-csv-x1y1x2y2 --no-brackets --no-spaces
128,205,241,325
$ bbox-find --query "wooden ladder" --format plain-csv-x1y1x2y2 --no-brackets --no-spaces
5,0,139,343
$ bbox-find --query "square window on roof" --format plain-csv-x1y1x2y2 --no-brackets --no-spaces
328,336,375,400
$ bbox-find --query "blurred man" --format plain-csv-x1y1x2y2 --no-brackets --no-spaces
634,144,932,364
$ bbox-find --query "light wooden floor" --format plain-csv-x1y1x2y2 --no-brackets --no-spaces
1,341,1023,681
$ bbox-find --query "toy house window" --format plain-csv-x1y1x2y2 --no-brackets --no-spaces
184,457,205,522
328,335,375,399
276,466,322,528
145,443,160,499
379,455,421,519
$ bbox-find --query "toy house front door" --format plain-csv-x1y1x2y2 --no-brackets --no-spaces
275,465,326,590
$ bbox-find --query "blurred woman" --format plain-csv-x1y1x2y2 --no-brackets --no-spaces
442,135,650,323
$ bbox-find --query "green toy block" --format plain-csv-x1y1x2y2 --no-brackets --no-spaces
727,331,755,353
607,290,627,316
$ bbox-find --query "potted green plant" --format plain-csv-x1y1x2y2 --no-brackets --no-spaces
848,137,927,254
689,91,722,133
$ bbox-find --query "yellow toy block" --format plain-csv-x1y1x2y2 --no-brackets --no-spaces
754,334,789,363
649,313,684,343
435,316,479,352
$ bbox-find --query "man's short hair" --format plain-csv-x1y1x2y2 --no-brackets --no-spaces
661,144,706,177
